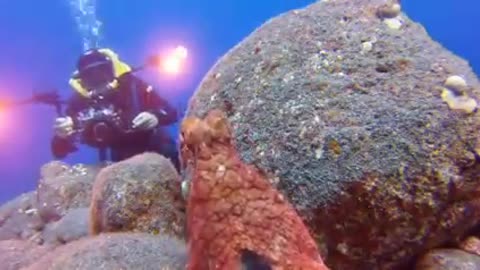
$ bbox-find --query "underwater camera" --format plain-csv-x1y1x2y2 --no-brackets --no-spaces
73,104,136,148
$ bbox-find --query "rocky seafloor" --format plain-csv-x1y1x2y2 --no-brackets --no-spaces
2,0,480,269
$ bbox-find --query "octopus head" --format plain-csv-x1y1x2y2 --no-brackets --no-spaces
180,109,231,148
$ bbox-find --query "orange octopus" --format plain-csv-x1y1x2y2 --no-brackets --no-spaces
180,109,329,270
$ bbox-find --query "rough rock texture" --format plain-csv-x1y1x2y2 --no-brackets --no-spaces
90,152,185,238
23,233,187,270
0,162,105,269
0,161,99,246
181,110,329,269
0,155,188,269
0,191,44,242
185,0,480,269
415,249,480,270
36,161,98,223
0,239,50,270
42,207,89,247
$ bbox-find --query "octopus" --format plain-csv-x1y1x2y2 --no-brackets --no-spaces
179,109,329,270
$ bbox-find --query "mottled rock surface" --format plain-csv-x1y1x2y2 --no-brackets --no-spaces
185,0,480,269
36,161,98,223
0,239,50,270
42,207,89,247
0,162,99,246
23,233,187,270
0,191,44,242
90,152,185,238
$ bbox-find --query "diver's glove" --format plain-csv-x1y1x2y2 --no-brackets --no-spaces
53,116,75,138
132,111,159,130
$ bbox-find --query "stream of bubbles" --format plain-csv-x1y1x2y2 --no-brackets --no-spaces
67,0,103,51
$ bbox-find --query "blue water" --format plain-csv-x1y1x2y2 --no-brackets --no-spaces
0,0,478,204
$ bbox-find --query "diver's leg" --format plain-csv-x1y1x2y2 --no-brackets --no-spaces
148,129,180,172
110,145,145,162
110,147,123,162
162,142,181,172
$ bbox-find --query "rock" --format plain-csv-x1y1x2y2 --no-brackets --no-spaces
42,207,89,247
181,110,329,269
460,236,480,256
89,152,185,238
185,0,480,269
23,233,187,270
0,192,45,242
0,239,50,270
415,248,480,269
36,161,99,223
0,162,99,244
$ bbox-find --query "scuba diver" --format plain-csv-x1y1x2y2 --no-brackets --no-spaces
51,48,181,171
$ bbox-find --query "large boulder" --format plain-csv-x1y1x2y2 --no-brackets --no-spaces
22,233,187,270
89,153,185,238
185,0,480,269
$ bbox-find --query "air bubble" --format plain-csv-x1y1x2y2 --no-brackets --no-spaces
67,0,103,51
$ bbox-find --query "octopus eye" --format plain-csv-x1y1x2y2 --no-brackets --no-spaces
240,249,272,270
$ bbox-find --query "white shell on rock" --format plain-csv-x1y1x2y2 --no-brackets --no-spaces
445,75,468,91
384,17,403,30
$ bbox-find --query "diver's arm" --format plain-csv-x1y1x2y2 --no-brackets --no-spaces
64,94,85,119
50,135,78,159
143,87,178,125
128,75,178,126
50,94,82,159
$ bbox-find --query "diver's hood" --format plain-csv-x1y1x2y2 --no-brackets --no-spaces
77,49,113,72
76,50,116,91
70,48,132,98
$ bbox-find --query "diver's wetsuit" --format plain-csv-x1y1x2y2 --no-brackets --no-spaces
51,72,180,171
